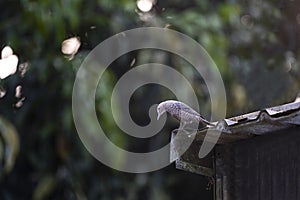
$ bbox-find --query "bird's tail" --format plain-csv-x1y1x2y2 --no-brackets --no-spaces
199,116,215,127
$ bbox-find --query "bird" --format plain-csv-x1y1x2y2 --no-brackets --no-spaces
156,100,213,129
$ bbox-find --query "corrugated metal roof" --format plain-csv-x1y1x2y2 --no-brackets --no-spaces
197,98,300,144
171,97,300,176
171,98,300,200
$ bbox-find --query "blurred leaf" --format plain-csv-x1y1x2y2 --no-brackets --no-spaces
33,175,57,200
0,116,19,175
218,3,241,24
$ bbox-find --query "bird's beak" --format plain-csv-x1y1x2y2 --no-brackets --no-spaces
157,113,161,120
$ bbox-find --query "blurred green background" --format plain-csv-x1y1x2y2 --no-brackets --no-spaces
0,0,300,199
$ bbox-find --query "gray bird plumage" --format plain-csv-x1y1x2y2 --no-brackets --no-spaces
157,100,213,128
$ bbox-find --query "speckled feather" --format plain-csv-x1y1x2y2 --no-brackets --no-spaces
157,100,212,127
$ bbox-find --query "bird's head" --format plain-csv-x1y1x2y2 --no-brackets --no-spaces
156,102,167,120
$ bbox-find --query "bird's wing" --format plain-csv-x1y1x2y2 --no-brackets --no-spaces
174,102,201,116
175,102,212,125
